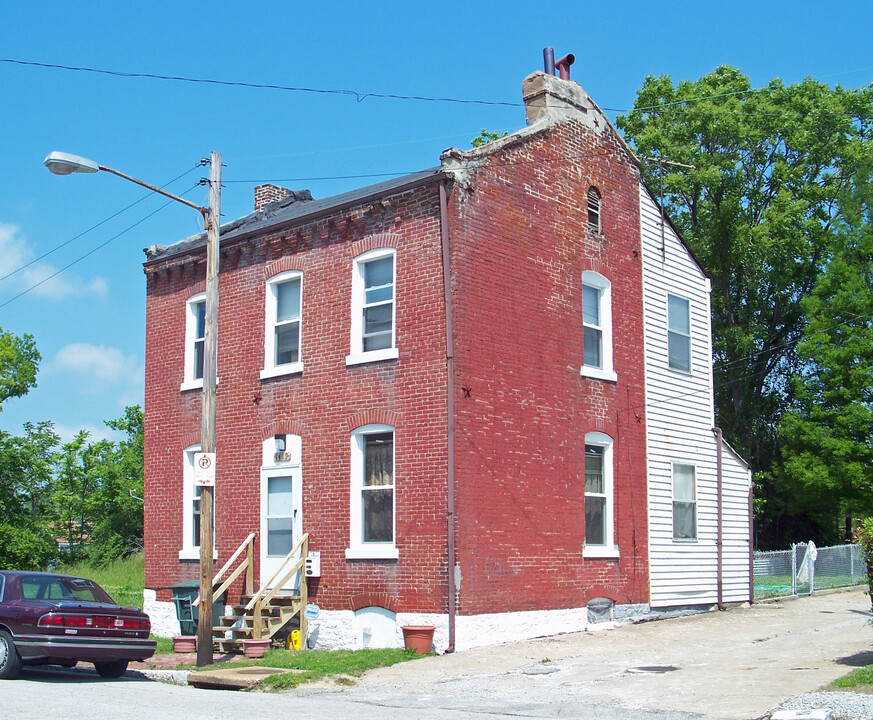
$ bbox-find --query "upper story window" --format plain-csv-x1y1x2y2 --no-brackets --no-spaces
261,271,304,379
583,432,619,558
672,463,697,541
587,187,602,234
346,249,399,366
346,424,398,560
667,293,691,373
181,293,206,391
580,271,616,382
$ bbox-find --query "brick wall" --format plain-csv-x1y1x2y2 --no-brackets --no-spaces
446,117,650,614
143,184,450,612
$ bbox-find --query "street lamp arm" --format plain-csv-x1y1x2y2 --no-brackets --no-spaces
97,165,207,216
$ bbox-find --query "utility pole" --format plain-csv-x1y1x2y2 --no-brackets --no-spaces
197,151,221,667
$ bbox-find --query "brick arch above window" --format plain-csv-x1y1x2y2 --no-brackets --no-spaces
581,259,607,277
347,592,401,613
346,232,401,259
186,279,207,296
180,431,201,449
260,419,305,439
264,256,307,280
581,584,628,605
345,410,399,432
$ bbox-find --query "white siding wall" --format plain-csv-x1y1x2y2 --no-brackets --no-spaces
639,187,752,607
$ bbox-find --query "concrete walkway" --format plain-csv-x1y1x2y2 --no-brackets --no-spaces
299,588,873,720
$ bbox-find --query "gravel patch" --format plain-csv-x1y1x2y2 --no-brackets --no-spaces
776,691,873,720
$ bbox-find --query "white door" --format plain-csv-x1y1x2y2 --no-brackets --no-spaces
260,467,302,590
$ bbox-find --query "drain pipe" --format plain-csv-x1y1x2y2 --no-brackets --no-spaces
440,179,457,653
713,427,724,609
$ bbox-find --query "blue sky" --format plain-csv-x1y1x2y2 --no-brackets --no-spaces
1,0,871,442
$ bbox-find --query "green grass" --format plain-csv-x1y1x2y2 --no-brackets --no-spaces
832,665,873,689
206,647,423,690
55,553,145,608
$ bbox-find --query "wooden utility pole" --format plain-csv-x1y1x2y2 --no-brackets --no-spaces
197,151,221,667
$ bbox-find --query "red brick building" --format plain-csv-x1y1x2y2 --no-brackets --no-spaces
142,69,681,651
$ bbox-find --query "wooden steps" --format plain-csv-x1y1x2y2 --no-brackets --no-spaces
212,592,303,652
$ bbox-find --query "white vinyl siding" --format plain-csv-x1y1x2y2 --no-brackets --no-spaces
640,186,752,607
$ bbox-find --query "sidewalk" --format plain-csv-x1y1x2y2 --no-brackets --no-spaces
300,588,873,720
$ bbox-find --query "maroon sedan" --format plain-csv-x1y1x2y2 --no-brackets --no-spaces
0,571,156,679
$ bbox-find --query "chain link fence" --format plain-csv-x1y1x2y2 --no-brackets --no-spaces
753,542,867,600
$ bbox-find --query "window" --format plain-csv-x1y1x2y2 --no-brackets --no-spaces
673,463,697,540
587,187,602,234
581,272,616,381
261,272,303,379
181,293,206,391
180,444,216,560
583,432,618,558
346,425,398,559
346,249,398,366
668,294,691,373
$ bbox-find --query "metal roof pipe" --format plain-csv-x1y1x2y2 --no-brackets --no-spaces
555,53,575,80
543,47,555,76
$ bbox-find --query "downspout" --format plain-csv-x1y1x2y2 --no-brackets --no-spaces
439,179,457,653
712,427,724,609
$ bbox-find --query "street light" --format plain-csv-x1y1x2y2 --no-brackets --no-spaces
45,150,222,668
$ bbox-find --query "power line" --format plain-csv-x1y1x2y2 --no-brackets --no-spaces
0,58,522,108
0,185,201,310
0,164,202,285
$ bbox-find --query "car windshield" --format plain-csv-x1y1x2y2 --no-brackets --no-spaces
18,575,116,604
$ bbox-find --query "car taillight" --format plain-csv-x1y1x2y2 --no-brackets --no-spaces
39,613,150,631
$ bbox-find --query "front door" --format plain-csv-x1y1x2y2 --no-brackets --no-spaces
260,467,302,590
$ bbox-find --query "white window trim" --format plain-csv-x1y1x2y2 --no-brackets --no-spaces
582,432,619,558
179,444,217,561
580,272,617,382
260,271,304,380
181,293,206,392
672,462,698,542
346,248,399,367
667,292,692,375
346,424,399,560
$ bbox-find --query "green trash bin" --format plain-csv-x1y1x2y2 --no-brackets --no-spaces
170,580,225,635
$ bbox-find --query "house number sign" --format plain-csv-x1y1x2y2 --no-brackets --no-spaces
194,452,216,487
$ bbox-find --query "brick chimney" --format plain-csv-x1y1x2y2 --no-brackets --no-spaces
254,184,293,211
521,71,603,134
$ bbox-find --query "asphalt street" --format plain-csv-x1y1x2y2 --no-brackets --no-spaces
3,588,872,720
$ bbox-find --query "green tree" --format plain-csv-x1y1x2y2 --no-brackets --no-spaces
617,66,873,547
0,326,40,409
88,406,145,563
778,162,873,535
471,128,508,148
0,422,59,569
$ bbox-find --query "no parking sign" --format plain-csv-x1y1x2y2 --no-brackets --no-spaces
193,452,216,487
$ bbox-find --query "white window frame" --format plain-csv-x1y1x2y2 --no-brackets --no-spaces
260,271,304,379
667,293,692,374
346,424,399,560
580,271,617,382
180,444,216,560
672,462,698,541
346,248,399,366
582,432,619,558
181,293,206,391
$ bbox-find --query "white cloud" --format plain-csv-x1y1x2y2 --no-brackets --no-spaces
0,222,108,300
49,343,142,391
53,422,121,445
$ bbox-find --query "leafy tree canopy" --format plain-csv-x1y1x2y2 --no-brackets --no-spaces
0,326,40,410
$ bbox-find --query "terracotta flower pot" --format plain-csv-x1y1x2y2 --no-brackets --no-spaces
172,635,196,653
401,625,435,654
243,638,271,659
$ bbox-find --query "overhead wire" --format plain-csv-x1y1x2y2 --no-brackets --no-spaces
0,163,203,285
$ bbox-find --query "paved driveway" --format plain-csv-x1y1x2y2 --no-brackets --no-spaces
301,587,873,720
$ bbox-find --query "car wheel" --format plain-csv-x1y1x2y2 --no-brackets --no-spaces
0,630,22,680
94,660,129,678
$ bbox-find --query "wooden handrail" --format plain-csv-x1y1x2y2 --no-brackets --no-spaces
193,532,255,608
245,533,309,611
